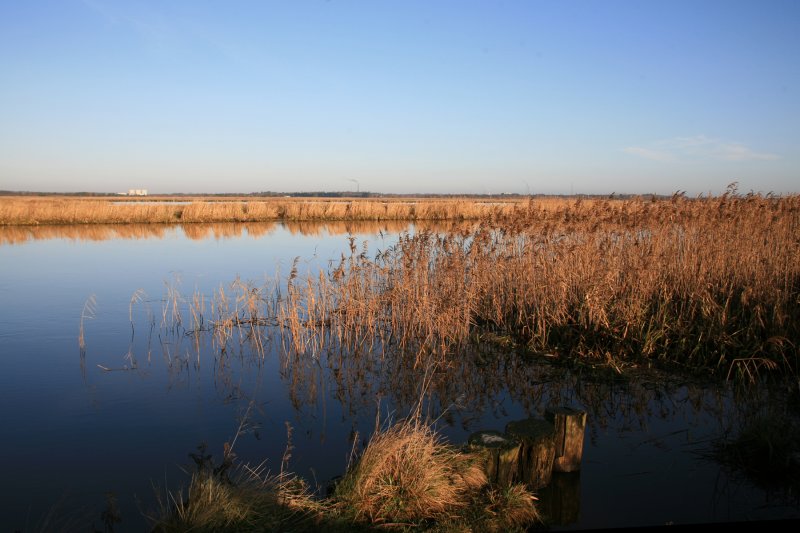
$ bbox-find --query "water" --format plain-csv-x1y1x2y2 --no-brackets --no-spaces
0,222,797,531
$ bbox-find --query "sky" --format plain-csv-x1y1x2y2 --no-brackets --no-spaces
1,0,798,196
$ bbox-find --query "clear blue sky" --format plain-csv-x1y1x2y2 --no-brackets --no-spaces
1,0,798,195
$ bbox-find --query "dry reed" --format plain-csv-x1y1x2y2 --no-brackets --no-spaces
116,191,800,390
0,196,525,225
274,191,800,378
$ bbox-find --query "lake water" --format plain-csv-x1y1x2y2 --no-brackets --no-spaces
0,222,797,531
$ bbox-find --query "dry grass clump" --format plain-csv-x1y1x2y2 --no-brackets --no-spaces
332,417,488,525
328,417,540,532
151,439,331,533
152,469,328,532
471,484,541,533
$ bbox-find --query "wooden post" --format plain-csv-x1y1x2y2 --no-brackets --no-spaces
505,418,556,489
467,430,521,487
545,407,587,473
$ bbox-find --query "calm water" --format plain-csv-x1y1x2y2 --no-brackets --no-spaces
0,222,797,532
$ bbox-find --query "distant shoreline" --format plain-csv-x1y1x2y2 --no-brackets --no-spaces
0,190,672,200
1,192,792,226
0,195,528,225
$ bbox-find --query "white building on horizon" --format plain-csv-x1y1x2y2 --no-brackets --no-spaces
127,189,148,196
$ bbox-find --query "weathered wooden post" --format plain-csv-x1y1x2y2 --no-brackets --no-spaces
505,418,556,489
545,407,587,472
466,430,521,487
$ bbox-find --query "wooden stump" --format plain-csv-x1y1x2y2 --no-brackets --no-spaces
545,407,587,473
505,418,556,489
467,430,521,487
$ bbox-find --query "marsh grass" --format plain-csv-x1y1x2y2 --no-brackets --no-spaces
151,410,331,532
0,196,525,225
332,416,489,525
330,415,541,532
135,192,799,380
151,457,330,532
462,483,541,533
273,191,800,378
151,416,541,532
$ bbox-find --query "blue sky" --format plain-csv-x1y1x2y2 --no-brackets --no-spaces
1,0,798,195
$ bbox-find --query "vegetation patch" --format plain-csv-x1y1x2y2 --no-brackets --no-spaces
0,196,526,225
271,190,800,379
151,442,332,533
332,417,488,525
150,418,541,532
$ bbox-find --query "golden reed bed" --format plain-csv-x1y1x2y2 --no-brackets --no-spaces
266,191,800,378
0,195,543,225
130,190,799,378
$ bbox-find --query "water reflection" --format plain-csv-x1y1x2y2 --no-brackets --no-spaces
0,223,177,244
0,219,473,245
538,472,582,526
278,328,731,441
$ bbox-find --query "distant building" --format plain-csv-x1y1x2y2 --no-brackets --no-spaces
128,189,148,196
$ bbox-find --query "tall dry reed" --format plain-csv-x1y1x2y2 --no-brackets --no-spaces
276,191,800,378
124,191,799,383
0,196,525,225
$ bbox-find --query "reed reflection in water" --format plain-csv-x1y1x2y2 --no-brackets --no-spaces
0,219,470,246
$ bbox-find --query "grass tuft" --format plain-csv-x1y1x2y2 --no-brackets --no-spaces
331,417,488,525
151,459,329,532
475,483,541,532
